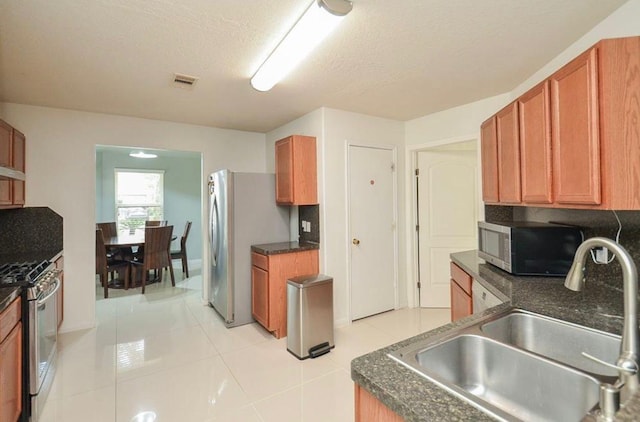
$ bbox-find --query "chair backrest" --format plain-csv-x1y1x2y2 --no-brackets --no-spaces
95,229,108,274
144,225,173,269
145,220,167,227
96,222,117,239
180,221,192,251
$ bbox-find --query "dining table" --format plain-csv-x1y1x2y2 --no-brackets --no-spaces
103,230,176,289
104,230,146,248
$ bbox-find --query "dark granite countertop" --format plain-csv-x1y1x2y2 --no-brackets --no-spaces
251,241,319,255
351,249,640,421
0,287,21,314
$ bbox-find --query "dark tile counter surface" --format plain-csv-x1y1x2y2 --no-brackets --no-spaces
251,241,319,255
351,249,640,421
0,287,21,314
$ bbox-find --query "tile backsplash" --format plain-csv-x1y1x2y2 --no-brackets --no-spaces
486,205,640,293
0,207,63,254
298,205,319,243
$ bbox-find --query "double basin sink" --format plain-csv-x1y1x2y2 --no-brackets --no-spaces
389,308,621,421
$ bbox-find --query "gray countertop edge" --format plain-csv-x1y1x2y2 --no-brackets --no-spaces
350,249,640,421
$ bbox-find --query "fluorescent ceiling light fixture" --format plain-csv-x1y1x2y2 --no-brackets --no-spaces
129,151,157,159
250,0,352,92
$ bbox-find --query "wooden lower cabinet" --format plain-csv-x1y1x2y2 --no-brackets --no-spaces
450,262,473,322
0,297,22,422
355,383,403,422
251,249,319,338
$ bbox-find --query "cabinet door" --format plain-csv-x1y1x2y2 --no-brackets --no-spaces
450,280,472,322
480,117,499,203
0,120,11,168
251,266,269,329
519,81,553,204
496,102,521,203
0,121,11,206
551,47,601,205
11,130,25,206
275,137,294,204
0,323,22,422
355,384,403,422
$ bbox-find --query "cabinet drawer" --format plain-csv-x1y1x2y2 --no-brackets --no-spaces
0,297,21,342
251,252,269,271
450,262,472,295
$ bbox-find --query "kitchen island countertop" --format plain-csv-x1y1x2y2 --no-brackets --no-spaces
351,250,640,421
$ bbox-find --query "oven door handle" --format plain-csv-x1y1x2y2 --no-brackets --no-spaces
37,277,61,306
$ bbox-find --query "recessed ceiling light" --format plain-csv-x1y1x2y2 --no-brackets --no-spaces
129,151,157,159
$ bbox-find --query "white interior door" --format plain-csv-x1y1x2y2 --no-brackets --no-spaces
349,145,396,320
417,148,477,307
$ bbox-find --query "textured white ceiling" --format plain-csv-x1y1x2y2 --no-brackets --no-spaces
0,0,628,132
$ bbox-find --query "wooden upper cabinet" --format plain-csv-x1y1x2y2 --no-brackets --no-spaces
550,47,601,205
519,81,553,204
480,117,499,203
496,102,521,204
0,121,12,206
275,135,317,205
0,119,26,209
598,37,640,209
480,36,640,209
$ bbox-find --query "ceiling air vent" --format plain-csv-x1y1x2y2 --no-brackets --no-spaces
173,73,198,88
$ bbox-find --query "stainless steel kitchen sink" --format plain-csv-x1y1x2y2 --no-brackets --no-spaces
481,309,621,377
388,308,620,421
392,334,600,421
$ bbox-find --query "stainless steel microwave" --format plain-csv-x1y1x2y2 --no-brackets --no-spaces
478,221,582,276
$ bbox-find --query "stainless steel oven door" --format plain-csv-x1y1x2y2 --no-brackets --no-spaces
29,277,60,421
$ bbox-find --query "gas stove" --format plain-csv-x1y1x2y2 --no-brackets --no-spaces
0,260,60,299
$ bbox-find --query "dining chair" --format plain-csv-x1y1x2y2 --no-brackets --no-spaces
97,221,133,260
145,220,167,227
129,225,175,294
96,228,130,298
96,222,117,238
171,221,192,278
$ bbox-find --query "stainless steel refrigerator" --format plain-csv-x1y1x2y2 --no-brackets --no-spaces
207,170,290,327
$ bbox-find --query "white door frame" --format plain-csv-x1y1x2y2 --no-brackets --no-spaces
405,134,484,308
346,142,399,322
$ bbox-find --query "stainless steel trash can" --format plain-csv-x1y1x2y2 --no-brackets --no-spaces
287,274,334,359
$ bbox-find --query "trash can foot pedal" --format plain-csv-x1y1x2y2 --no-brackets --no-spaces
308,342,332,358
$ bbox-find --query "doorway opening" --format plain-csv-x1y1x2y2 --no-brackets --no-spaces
411,139,481,308
94,145,203,300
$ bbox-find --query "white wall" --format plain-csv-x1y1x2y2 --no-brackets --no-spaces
267,108,405,327
0,102,266,332
511,0,640,100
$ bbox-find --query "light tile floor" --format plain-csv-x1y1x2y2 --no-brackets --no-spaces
40,267,451,422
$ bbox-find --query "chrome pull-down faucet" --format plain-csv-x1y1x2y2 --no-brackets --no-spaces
565,237,639,419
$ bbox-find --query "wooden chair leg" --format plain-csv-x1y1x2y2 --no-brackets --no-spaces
169,263,175,286
141,267,147,294
103,270,109,299
182,254,189,278
124,265,130,290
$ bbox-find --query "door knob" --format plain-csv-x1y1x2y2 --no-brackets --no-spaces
352,238,360,245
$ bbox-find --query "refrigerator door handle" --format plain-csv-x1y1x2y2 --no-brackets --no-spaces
210,193,219,267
